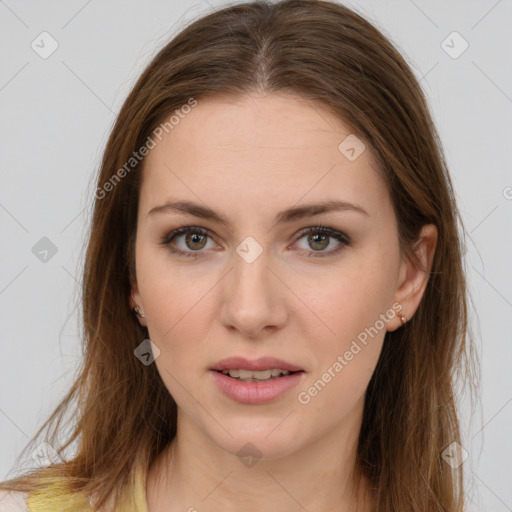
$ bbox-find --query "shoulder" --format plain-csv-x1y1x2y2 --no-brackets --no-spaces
0,489,29,511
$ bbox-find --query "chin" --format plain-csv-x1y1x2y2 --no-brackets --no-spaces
203,419,306,462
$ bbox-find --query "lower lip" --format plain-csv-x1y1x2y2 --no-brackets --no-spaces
211,371,304,404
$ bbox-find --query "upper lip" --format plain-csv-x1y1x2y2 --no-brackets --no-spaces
210,356,304,372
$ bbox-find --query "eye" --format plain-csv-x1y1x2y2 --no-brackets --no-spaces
160,225,351,259
293,226,351,257
160,226,216,258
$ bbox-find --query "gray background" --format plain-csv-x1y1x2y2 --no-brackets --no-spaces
1,0,511,510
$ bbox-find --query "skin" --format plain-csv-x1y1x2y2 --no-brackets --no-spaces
130,92,437,512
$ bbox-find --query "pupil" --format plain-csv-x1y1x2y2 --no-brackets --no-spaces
310,233,328,250
187,233,206,249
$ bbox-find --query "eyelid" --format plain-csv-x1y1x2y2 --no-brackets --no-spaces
160,226,217,258
294,225,350,244
291,226,351,257
160,225,351,258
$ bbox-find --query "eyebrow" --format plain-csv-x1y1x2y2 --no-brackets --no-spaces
147,198,368,229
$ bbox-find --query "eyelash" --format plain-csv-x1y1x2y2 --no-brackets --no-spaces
160,225,351,259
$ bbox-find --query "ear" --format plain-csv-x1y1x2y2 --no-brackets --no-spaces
130,278,147,327
387,223,437,332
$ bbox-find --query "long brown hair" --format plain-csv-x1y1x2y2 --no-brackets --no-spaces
1,1,478,510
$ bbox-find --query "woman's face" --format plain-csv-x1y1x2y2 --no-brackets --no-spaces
131,92,427,460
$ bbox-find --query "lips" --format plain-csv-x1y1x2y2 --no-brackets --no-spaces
210,356,304,373
211,366,305,404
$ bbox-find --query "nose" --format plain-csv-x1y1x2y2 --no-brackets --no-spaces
220,244,287,339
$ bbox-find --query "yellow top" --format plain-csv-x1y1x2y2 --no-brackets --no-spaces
24,463,149,512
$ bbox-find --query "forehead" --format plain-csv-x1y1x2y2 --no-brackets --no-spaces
139,92,390,220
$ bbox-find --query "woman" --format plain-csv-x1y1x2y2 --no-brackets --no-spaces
0,0,477,510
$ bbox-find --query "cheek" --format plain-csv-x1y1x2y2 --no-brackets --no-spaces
294,257,397,344
292,254,395,402
145,296,212,410
137,241,215,336
143,279,211,362
137,261,226,395
296,278,387,421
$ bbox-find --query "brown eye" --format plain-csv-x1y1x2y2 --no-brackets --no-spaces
160,225,350,259
307,232,330,251
183,232,208,250
294,227,351,257
161,227,214,258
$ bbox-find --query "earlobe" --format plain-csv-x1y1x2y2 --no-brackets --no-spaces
387,223,438,332
132,299,145,319
130,282,147,326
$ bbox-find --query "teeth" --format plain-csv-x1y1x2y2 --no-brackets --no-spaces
220,369,291,380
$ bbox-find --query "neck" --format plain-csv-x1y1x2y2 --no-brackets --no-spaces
146,399,373,512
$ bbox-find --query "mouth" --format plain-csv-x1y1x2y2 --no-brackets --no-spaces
209,356,305,404
216,368,303,383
